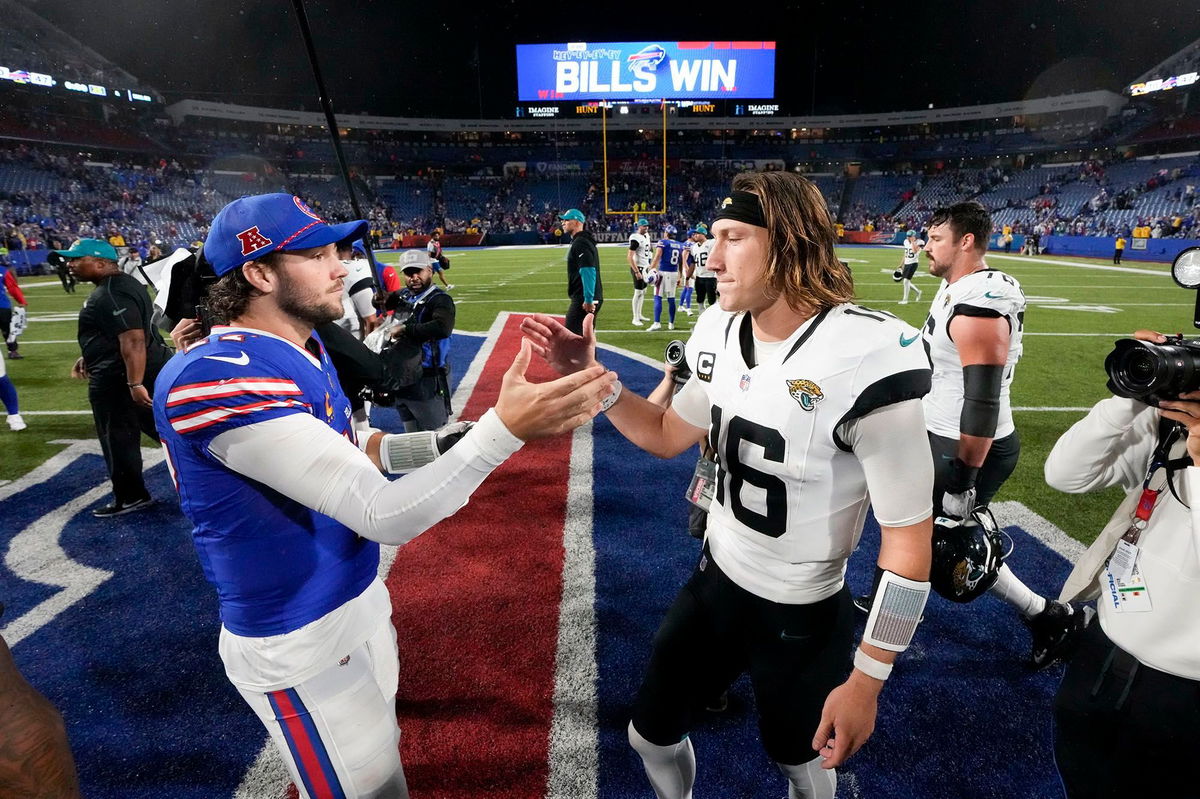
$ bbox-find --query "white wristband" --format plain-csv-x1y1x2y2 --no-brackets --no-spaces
599,378,623,412
853,649,893,681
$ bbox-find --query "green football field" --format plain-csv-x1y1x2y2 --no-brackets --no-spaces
2,244,1183,545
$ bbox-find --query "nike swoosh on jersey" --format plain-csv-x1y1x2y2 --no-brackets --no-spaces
112,307,127,315
984,291,1004,299
899,332,920,347
203,352,251,366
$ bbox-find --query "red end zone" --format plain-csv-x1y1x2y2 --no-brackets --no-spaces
388,314,572,797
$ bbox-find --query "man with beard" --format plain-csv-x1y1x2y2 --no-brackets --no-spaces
153,194,615,799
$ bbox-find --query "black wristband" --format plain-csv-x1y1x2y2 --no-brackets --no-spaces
945,457,979,494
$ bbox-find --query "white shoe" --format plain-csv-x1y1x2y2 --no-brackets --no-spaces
681,307,694,316
646,322,662,331
7,413,26,431
898,300,908,305
668,323,675,331
446,284,455,290
631,318,644,326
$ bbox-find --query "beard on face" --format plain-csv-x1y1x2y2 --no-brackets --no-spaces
277,273,343,327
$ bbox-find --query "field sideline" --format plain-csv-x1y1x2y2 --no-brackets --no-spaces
2,243,1184,545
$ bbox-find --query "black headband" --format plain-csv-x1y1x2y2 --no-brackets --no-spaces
713,190,767,229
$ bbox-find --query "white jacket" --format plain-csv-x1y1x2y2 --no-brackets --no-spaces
1046,396,1200,680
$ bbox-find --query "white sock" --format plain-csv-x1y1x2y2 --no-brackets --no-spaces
901,280,911,302
913,282,922,297
987,563,1047,618
628,722,695,799
633,289,645,320
777,757,837,799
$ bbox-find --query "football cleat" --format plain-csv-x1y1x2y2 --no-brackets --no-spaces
631,318,644,326
6,413,26,431
668,323,675,331
646,323,662,331
1026,600,1095,670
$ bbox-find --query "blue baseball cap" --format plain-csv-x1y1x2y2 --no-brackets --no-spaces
204,193,369,277
53,238,118,260
559,208,586,223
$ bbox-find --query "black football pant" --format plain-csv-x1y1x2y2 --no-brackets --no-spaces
631,547,854,765
929,430,1020,516
89,379,158,505
1054,622,1200,798
565,297,602,336
694,277,718,308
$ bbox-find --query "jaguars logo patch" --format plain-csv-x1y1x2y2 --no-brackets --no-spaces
786,379,824,412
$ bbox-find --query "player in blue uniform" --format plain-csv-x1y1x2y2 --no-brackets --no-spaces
154,193,615,799
646,230,691,331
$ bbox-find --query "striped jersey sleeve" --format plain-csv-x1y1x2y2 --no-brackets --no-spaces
161,357,313,445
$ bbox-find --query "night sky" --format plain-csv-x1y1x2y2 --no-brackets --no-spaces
23,0,1200,118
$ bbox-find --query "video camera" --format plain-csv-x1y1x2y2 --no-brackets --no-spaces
1105,247,1200,407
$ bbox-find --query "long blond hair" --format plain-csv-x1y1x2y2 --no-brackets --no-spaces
730,171,854,313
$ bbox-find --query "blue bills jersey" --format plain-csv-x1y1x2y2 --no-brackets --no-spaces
153,327,379,637
655,238,690,273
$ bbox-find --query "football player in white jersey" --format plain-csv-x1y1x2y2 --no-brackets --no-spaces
521,172,935,799
335,240,380,339
628,218,654,326
916,201,1088,668
897,230,924,305
688,224,717,312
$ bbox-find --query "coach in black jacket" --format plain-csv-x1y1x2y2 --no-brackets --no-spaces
391,251,456,431
560,208,603,334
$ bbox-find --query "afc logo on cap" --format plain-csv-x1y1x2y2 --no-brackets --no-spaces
697,351,716,382
236,226,273,256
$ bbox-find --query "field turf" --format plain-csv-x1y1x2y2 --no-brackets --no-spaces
2,244,1182,546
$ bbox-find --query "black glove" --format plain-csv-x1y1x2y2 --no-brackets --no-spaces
435,421,474,454
941,457,979,520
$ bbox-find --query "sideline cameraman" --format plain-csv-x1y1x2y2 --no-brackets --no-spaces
1045,329,1200,798
391,250,455,432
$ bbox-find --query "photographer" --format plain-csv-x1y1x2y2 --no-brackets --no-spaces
1046,329,1200,798
390,250,455,432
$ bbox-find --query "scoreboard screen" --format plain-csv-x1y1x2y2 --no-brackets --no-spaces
516,41,775,102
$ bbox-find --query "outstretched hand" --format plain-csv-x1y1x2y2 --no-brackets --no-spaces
811,672,881,769
519,313,600,376
495,337,615,441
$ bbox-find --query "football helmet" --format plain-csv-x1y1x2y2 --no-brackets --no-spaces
892,268,905,282
930,508,1006,603
645,269,659,286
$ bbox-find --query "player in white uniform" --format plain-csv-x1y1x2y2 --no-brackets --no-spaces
335,241,380,339
521,172,935,799
916,201,1088,667
628,218,654,326
688,224,717,312
897,230,924,305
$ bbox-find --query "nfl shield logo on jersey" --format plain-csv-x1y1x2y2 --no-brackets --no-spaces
786,379,824,411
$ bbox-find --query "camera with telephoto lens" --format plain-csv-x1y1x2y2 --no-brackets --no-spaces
665,339,691,388
1105,335,1200,407
1105,247,1200,407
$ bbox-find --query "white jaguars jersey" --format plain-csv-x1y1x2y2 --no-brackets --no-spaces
689,238,716,278
903,239,924,265
922,269,1025,440
671,303,932,604
337,257,377,334
629,232,654,270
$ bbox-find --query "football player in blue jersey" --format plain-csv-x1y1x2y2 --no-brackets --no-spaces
646,229,690,332
153,194,616,799
522,172,934,799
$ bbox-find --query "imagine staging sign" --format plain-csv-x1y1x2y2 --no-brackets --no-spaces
516,41,775,101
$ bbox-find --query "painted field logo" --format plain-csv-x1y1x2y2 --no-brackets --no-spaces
786,379,823,411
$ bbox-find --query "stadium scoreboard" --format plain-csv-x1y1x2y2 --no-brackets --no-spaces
516,41,776,102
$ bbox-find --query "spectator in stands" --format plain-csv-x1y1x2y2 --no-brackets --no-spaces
1114,234,1126,264
59,238,170,517
391,250,456,432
